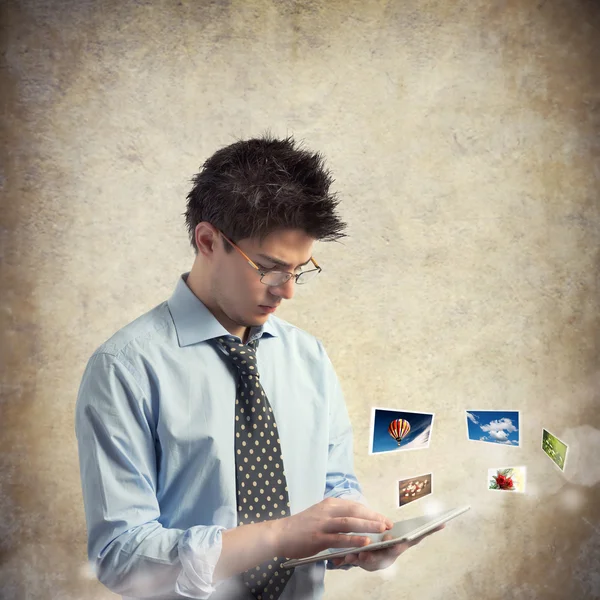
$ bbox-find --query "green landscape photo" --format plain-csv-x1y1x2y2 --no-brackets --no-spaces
542,429,568,471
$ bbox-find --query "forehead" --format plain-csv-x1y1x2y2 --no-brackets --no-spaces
241,229,315,267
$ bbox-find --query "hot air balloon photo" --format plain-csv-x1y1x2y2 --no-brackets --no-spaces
388,418,411,445
369,408,435,455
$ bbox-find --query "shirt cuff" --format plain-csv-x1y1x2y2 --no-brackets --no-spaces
176,525,227,599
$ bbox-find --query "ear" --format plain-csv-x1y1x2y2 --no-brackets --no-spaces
195,222,220,258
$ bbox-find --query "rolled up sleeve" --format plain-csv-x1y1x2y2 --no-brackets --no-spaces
75,351,225,598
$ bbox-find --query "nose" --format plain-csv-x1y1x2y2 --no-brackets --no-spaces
270,277,295,301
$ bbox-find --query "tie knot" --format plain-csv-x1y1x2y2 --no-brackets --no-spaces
216,335,259,377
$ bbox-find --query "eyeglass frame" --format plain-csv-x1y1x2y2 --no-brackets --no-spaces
218,230,322,286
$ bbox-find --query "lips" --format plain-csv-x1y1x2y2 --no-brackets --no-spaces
258,304,279,313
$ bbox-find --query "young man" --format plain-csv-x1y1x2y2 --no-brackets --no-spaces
75,136,436,600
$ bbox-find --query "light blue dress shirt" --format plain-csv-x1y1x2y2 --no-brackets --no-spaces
75,272,367,600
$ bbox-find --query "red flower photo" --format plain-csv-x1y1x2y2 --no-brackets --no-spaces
488,466,526,493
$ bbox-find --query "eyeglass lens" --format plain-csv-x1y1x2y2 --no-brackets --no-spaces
261,269,319,286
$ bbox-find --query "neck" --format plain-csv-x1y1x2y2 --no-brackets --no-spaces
185,262,250,342
241,328,251,345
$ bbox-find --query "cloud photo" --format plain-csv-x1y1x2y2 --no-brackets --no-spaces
466,410,520,447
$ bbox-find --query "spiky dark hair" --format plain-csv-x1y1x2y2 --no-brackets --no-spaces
184,134,347,252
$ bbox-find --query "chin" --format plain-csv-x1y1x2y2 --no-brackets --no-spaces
237,311,265,327
250,314,269,325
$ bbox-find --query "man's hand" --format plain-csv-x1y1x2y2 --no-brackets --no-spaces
275,497,393,559
329,524,445,571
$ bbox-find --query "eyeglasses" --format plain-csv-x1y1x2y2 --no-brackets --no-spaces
219,231,322,287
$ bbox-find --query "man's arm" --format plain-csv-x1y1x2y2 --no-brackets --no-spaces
76,351,288,599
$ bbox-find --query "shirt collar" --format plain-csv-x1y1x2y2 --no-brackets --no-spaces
167,272,278,347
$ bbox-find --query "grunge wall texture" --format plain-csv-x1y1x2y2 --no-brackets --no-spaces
1,0,599,598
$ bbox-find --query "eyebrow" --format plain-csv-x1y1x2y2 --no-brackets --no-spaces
256,253,312,269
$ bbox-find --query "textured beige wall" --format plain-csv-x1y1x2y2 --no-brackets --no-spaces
1,0,599,598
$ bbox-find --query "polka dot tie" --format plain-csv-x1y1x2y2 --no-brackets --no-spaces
215,335,294,600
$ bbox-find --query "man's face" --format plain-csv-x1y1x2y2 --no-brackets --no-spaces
211,228,315,337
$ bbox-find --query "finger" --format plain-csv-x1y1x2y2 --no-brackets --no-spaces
358,542,408,570
342,553,359,565
367,540,409,559
357,550,382,569
326,532,373,549
324,516,390,536
377,534,404,550
408,524,445,547
328,501,394,529
331,553,359,568
389,541,410,556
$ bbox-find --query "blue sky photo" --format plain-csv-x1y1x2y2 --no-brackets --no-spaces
371,409,434,454
466,410,520,446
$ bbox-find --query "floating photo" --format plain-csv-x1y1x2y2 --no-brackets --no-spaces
398,473,432,507
369,408,434,455
541,429,568,472
466,410,520,446
487,466,526,493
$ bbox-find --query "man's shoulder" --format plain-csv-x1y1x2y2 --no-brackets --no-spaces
92,301,173,360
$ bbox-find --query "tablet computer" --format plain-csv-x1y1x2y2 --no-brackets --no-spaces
281,505,470,569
